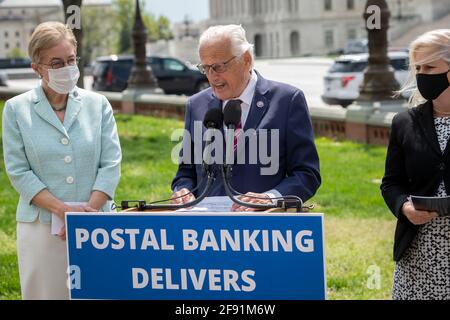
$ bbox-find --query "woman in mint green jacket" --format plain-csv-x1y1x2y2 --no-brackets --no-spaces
2,22,122,300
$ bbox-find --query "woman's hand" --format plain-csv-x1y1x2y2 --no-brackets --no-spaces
401,201,438,225
57,205,97,240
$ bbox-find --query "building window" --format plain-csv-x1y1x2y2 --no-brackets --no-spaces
325,30,334,48
288,0,299,12
16,42,20,48
347,0,354,10
254,34,263,57
4,31,8,38
16,31,20,37
324,0,332,11
22,9,26,15
276,32,280,57
254,0,262,14
5,43,9,49
290,31,300,56
347,28,357,40
269,33,273,56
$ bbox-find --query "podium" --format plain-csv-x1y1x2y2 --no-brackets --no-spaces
65,209,326,300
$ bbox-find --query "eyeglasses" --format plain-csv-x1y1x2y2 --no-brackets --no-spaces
39,56,80,69
197,56,238,75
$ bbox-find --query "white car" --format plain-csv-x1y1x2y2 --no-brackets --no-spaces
321,51,410,107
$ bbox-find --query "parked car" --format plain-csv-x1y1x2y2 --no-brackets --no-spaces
0,57,32,69
321,51,410,107
0,71,7,86
92,55,209,95
344,39,368,54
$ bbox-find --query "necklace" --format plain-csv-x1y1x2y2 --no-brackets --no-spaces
51,104,67,112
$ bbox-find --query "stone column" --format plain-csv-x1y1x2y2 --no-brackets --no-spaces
122,0,162,114
345,0,407,143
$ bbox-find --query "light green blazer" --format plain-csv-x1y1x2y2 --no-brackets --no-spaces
2,86,122,223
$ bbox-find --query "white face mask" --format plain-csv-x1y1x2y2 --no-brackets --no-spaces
45,65,80,94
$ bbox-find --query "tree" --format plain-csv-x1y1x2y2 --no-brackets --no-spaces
62,0,84,88
113,0,135,54
81,6,115,65
112,0,172,53
157,16,173,40
7,48,27,59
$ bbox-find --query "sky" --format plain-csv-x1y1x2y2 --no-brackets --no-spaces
144,0,209,24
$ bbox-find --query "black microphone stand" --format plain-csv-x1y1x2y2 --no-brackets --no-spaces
221,165,303,212
221,165,277,210
141,170,216,210
121,108,223,211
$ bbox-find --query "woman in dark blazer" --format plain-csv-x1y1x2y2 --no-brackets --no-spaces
381,29,450,300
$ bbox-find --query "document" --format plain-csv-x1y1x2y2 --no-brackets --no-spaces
175,196,234,212
409,195,450,217
51,202,87,235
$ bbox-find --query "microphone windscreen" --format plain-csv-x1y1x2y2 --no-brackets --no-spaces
223,100,242,127
203,107,224,129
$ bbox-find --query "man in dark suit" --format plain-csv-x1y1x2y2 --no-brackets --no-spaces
171,24,321,211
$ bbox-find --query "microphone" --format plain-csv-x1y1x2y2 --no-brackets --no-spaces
223,100,242,167
120,109,224,211
220,100,303,212
221,100,273,210
202,107,223,175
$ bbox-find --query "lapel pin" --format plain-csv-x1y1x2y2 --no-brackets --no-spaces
256,101,264,108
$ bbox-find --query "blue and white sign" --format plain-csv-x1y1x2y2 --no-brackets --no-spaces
66,212,326,300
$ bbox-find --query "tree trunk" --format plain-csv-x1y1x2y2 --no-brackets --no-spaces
62,0,84,88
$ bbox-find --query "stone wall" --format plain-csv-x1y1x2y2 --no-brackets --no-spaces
0,87,395,145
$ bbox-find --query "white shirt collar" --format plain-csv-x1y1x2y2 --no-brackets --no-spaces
223,69,258,109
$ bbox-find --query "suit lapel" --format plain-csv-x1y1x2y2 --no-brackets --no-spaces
32,87,67,136
417,101,441,156
63,89,82,131
244,94,269,131
243,71,270,131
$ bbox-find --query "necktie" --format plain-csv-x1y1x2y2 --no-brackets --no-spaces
234,120,242,152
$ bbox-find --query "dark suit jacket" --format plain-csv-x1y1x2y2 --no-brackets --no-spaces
381,100,450,261
171,71,321,202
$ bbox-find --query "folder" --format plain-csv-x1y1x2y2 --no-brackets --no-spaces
409,195,450,216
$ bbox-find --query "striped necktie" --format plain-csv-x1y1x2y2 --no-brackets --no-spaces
233,99,243,151
234,120,242,152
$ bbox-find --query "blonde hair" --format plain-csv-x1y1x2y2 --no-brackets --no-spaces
28,21,77,63
199,24,254,66
398,29,450,106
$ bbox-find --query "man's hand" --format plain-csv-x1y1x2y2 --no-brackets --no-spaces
231,192,273,212
402,201,438,225
170,188,195,205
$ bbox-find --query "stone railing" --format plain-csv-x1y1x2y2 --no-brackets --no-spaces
0,87,401,145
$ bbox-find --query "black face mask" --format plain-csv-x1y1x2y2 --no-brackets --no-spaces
416,69,450,100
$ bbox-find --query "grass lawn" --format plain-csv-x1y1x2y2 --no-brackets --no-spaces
0,101,396,300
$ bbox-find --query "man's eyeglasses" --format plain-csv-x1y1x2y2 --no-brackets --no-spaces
39,57,81,69
197,55,237,75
